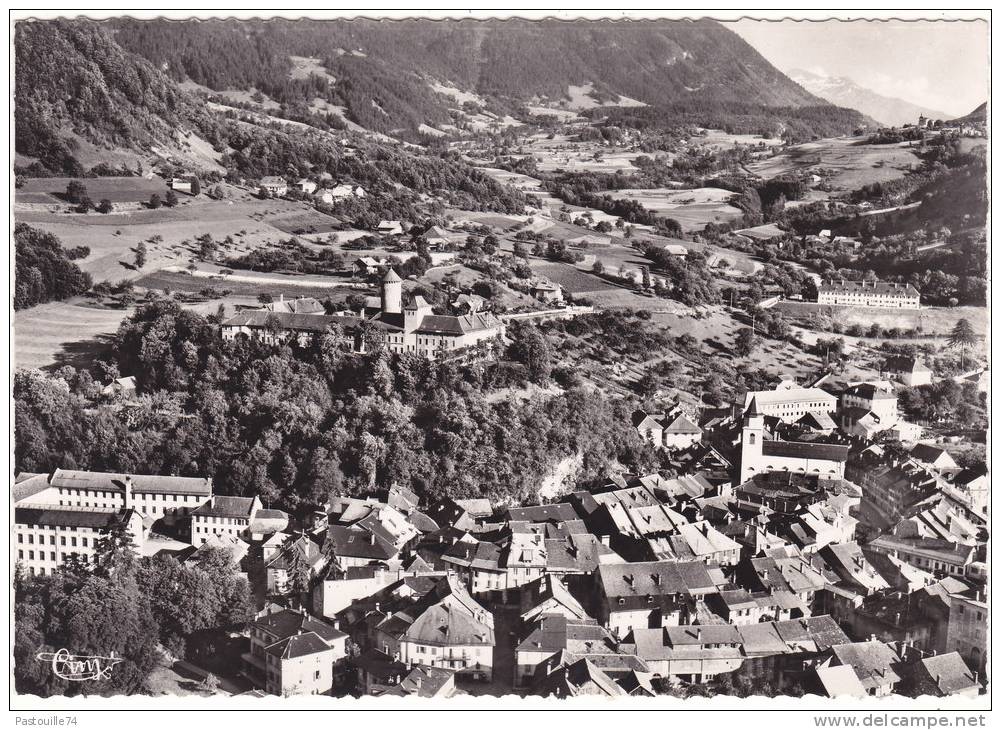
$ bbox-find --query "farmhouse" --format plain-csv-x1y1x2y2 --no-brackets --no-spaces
169,176,194,194
376,220,404,236
882,356,933,387
296,178,317,194
259,176,288,197
354,257,390,277
529,281,564,304
658,244,689,257
101,375,137,400
816,280,920,309
418,225,460,250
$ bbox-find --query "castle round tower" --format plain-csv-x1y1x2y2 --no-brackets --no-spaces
381,268,402,314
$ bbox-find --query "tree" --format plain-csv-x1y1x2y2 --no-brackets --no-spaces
75,196,94,213
93,522,139,577
508,324,553,384
948,318,978,370
592,260,605,275
641,266,651,290
165,190,179,207
65,180,88,204
134,241,147,269
281,535,311,605
148,194,161,209
190,178,201,196
97,198,113,214
734,327,757,358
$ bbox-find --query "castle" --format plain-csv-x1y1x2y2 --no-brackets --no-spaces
363,269,506,358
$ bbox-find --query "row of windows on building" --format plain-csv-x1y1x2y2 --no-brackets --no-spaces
194,517,247,527
18,550,91,565
18,533,91,547
57,487,204,503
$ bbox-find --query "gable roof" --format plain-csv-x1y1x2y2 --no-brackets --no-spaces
253,609,347,644
815,664,867,698
911,652,979,696
507,503,580,524
47,468,212,496
761,439,850,462
598,560,716,610
831,641,901,689
402,603,495,647
16,506,134,530
264,631,333,660
192,495,256,519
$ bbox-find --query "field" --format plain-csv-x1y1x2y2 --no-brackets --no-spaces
16,176,171,205
774,301,988,337
598,187,743,232
530,262,620,295
135,268,366,303
15,189,337,284
697,129,785,148
747,138,919,193
267,209,345,237
14,301,132,371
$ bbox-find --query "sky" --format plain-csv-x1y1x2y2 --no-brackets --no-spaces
728,19,989,118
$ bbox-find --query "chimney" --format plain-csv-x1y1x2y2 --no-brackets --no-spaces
123,475,133,510
332,619,340,630
374,602,380,612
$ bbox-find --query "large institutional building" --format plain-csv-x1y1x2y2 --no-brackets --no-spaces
221,269,505,360
817,280,920,309
742,382,839,424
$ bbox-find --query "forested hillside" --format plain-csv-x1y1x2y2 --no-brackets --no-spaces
14,20,223,173
111,18,868,140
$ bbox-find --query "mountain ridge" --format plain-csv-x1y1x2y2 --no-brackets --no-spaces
789,68,951,128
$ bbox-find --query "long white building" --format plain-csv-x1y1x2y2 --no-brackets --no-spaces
817,279,920,309
742,381,838,424
14,506,144,577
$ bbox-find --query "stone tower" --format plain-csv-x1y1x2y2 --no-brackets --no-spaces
381,268,402,314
